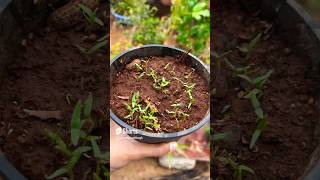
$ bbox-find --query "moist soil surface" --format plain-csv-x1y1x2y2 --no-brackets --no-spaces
111,56,209,133
213,1,319,179
0,22,107,180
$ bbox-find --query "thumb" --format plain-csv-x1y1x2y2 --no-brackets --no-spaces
138,142,177,158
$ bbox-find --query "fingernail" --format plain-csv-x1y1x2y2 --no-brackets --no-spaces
169,142,177,152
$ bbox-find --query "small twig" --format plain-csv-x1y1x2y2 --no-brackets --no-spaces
178,48,192,62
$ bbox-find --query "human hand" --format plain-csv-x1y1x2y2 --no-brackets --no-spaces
110,120,177,172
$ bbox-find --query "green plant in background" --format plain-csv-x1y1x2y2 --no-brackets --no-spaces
220,157,255,180
238,33,261,61
112,0,165,45
45,94,108,179
132,17,165,44
78,4,104,33
171,0,210,56
111,0,132,16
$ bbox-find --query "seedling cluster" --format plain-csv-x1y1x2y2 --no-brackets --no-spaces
124,91,161,131
45,94,108,179
78,4,104,33
214,30,273,178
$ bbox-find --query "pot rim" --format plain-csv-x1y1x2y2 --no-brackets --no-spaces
110,44,210,138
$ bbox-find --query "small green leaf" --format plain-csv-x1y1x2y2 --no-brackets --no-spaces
250,129,261,149
237,74,252,83
72,146,92,155
253,70,273,89
71,101,82,146
46,149,87,179
239,165,255,174
213,132,231,141
83,93,93,119
254,108,264,119
45,129,71,157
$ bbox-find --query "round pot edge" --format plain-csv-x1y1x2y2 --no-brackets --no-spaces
110,44,210,139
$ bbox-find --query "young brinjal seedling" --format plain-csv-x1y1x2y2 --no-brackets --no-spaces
184,83,196,109
224,59,255,77
173,77,196,108
250,117,268,149
124,91,161,131
78,4,104,33
77,34,108,55
45,94,108,179
245,89,268,149
237,70,273,92
147,68,170,94
220,157,255,180
212,50,232,71
245,89,263,119
238,33,262,61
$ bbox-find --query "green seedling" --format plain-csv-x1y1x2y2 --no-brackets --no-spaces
220,157,255,180
238,33,262,60
166,109,189,121
78,4,104,33
147,69,158,82
184,83,196,108
153,77,170,90
225,59,255,78
45,145,92,179
213,132,231,142
245,89,263,119
212,50,232,70
237,70,273,91
46,94,108,179
135,63,144,72
245,89,268,149
250,117,268,149
138,100,160,131
77,34,108,54
135,72,145,81
147,69,170,93
124,91,140,119
173,77,196,108
124,91,161,131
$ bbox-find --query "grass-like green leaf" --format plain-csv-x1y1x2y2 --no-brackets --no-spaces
246,33,261,60
71,101,82,146
253,70,273,90
213,132,231,141
84,93,93,119
249,129,261,149
45,129,71,157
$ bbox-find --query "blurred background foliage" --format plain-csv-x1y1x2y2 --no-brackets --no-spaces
110,0,210,64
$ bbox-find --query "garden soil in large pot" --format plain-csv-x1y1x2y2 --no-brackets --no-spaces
0,8,108,180
213,1,319,179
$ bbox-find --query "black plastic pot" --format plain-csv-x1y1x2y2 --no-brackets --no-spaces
110,45,210,143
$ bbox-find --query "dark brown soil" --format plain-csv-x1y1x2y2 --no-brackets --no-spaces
213,1,319,179
111,56,209,133
0,28,107,179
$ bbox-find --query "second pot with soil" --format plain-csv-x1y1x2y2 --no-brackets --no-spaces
110,45,210,143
